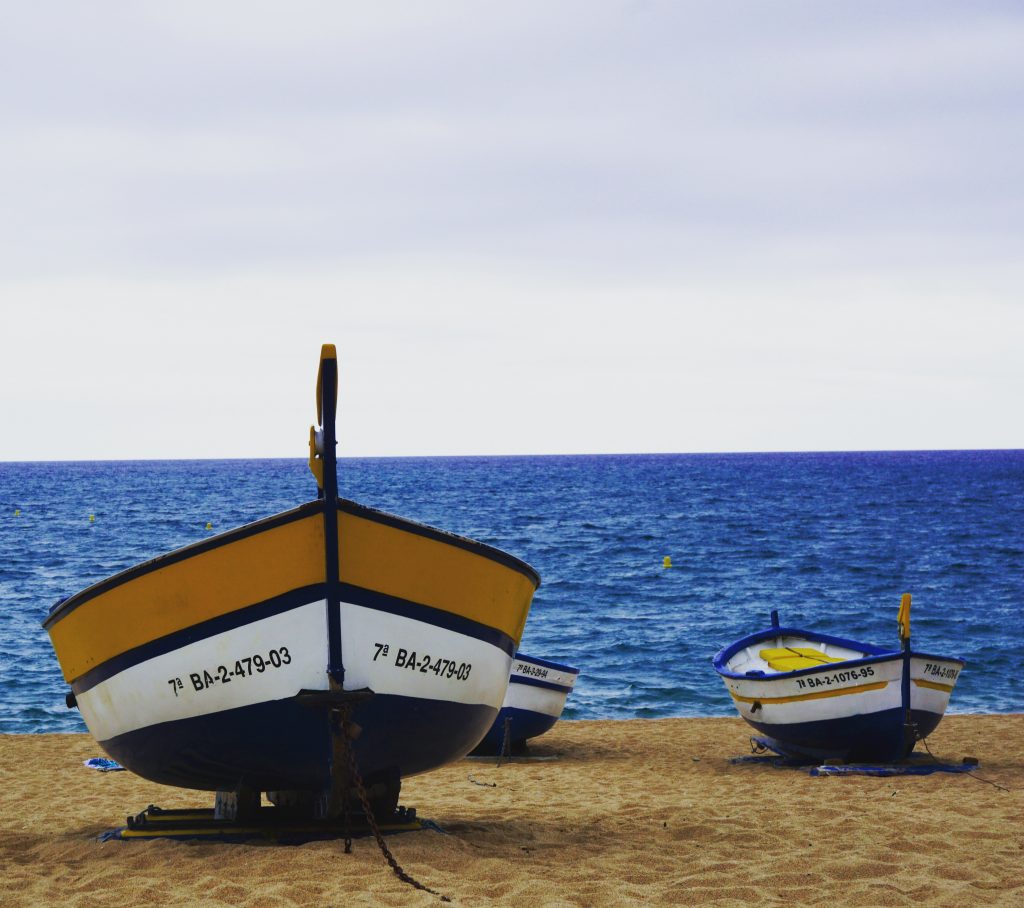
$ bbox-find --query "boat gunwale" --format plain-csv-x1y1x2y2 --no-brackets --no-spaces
43,497,540,630
712,625,965,681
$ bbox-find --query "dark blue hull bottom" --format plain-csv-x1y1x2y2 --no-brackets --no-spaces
745,707,945,762
471,706,559,755
101,693,497,792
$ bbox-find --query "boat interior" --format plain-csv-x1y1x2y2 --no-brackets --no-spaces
725,634,872,676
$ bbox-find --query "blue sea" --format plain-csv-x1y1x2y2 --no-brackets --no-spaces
1,451,1021,734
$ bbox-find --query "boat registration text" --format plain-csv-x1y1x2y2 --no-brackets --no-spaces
168,647,293,696
794,665,876,690
373,642,473,681
516,663,550,679
923,663,960,681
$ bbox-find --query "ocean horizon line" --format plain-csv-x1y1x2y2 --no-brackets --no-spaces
2,446,1021,466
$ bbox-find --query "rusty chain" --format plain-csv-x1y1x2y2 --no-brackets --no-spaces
336,706,451,902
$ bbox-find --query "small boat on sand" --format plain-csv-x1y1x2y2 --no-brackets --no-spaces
471,653,579,755
713,595,964,762
44,345,540,818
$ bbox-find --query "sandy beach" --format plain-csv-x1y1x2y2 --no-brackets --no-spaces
1,715,1020,907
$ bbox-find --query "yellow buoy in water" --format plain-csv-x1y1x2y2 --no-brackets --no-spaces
205,522,213,530
14,509,20,517
663,555,672,569
89,514,95,523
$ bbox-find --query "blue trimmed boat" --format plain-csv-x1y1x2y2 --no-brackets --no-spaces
43,346,539,818
471,653,579,755
713,596,964,762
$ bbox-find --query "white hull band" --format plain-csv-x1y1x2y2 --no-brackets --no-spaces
77,597,512,744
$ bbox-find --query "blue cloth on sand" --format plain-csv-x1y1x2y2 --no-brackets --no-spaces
809,762,974,777
83,757,125,772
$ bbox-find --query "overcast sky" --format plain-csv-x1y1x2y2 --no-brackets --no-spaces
2,1,1022,459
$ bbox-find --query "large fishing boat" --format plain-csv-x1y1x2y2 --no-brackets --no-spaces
713,596,964,762
44,345,540,818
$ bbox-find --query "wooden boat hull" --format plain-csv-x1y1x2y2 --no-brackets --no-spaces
45,498,538,793
713,624,964,762
472,653,579,754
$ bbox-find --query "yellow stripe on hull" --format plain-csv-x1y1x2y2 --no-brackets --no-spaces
913,678,954,693
729,679,889,705
338,510,534,646
49,512,325,682
48,501,537,685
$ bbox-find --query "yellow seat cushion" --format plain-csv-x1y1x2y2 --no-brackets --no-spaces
759,646,845,672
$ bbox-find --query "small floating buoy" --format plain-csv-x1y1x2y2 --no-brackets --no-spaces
89,514,95,523
205,522,213,530
663,556,672,569
14,509,20,517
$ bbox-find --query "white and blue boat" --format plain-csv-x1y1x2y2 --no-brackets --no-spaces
713,596,964,762
472,653,579,755
43,345,539,819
